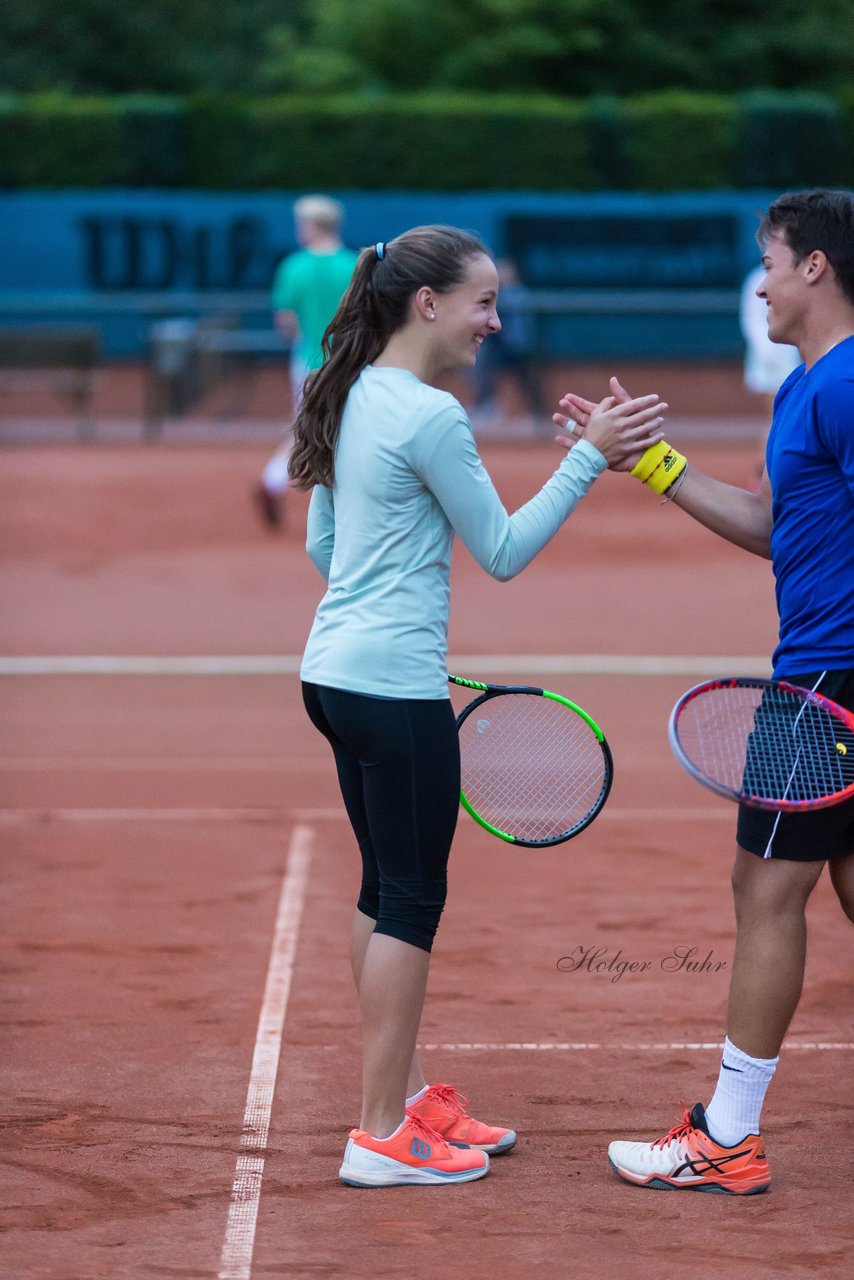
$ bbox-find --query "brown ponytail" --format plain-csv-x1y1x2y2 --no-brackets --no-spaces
288,224,489,489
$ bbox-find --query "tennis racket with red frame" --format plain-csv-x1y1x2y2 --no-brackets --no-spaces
669,677,854,813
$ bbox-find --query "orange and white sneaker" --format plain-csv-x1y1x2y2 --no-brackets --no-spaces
339,1114,489,1187
608,1102,770,1195
407,1084,517,1155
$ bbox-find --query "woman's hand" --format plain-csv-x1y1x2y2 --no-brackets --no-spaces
553,376,667,471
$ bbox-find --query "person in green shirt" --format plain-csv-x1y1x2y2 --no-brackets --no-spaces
254,195,359,528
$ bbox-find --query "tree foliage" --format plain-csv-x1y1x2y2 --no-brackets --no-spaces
1,0,851,96
0,1,298,93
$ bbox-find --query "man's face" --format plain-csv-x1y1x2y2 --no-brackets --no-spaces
296,217,329,248
756,231,805,346
295,217,313,247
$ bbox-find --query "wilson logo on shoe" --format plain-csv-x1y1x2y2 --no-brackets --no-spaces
410,1138,432,1159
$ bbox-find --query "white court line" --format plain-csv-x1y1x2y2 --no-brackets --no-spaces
0,806,733,824
0,653,771,677
418,1041,854,1052
218,824,313,1280
0,757,316,771
0,808,288,823
289,806,736,825
0,655,303,676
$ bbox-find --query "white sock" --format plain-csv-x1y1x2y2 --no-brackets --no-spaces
406,1085,429,1107
372,1118,405,1141
705,1036,778,1145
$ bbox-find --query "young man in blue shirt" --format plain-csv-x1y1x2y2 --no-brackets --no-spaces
558,187,854,1194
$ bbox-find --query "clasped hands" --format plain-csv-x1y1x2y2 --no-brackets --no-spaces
552,375,668,472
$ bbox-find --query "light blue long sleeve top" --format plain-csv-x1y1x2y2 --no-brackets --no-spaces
301,365,607,698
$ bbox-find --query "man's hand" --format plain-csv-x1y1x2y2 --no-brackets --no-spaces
553,377,665,470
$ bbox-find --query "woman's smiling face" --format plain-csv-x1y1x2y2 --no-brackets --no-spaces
429,252,501,371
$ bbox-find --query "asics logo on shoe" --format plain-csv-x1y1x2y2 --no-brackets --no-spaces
680,1147,755,1177
410,1138,432,1159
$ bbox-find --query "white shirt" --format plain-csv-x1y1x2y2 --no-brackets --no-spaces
301,365,607,698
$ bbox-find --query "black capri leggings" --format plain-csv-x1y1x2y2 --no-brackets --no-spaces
302,682,460,952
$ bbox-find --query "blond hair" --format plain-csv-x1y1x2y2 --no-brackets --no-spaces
293,195,345,233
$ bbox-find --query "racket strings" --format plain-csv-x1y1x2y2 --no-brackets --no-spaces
679,684,854,806
459,695,607,841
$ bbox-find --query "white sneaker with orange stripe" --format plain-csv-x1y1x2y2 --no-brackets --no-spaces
608,1102,770,1195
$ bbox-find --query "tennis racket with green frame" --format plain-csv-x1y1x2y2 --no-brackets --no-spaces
448,675,614,846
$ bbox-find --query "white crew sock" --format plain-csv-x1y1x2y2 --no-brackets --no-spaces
406,1085,429,1107
705,1036,779,1145
370,1118,406,1141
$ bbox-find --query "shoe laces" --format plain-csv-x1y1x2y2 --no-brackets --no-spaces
650,1104,695,1151
425,1083,468,1116
407,1112,450,1152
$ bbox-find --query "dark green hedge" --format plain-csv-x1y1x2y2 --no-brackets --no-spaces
735,90,848,189
0,91,850,190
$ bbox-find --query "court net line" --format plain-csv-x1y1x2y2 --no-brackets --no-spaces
0,806,734,824
218,824,312,1280
418,1041,854,1052
0,654,771,677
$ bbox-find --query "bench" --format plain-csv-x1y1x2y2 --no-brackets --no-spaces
144,317,288,437
0,327,101,437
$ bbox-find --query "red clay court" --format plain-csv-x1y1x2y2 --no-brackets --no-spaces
2,385,852,1278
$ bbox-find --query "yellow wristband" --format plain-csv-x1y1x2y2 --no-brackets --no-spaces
630,441,687,495
630,441,670,483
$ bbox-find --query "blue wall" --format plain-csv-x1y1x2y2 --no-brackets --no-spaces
0,190,778,358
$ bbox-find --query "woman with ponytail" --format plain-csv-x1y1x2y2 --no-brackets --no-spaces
292,225,667,1188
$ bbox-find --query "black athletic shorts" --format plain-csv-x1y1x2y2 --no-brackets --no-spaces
737,669,854,861
302,682,460,952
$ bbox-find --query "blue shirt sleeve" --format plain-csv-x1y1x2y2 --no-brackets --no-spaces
306,483,335,580
410,407,607,581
